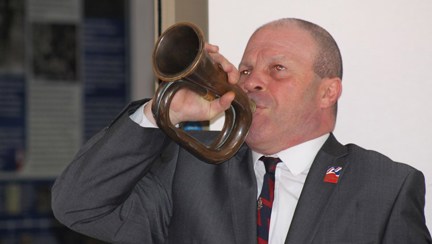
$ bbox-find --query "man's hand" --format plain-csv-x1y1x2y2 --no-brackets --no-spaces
144,43,240,126
206,43,240,85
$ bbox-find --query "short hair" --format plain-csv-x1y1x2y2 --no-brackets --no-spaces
258,18,343,80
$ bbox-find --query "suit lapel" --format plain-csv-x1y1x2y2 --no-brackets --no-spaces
285,134,348,244
227,145,258,244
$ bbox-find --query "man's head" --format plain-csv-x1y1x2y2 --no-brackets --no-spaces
238,18,343,154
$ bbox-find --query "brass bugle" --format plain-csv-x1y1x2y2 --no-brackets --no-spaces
151,22,254,164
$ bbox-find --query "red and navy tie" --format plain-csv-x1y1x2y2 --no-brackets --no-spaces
257,156,282,244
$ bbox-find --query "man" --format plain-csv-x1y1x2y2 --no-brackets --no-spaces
52,18,431,243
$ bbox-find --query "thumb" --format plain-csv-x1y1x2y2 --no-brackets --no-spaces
218,91,236,111
207,91,235,119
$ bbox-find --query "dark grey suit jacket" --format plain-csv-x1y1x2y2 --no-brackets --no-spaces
52,100,431,243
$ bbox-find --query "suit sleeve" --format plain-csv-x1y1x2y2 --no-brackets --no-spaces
51,101,177,243
382,169,432,243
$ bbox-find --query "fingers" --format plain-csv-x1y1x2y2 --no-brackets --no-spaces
208,91,235,119
205,43,219,53
205,43,240,85
167,88,234,125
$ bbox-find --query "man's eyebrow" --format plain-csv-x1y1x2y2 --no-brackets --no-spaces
268,54,288,62
238,61,251,69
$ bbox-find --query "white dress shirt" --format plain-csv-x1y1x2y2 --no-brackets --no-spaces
129,103,157,128
130,104,329,243
252,134,329,244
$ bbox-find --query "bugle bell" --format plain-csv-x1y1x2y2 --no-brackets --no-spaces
151,22,254,164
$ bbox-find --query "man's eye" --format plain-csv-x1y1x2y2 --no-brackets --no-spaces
274,65,286,71
240,70,251,75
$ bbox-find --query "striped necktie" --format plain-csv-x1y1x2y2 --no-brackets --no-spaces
257,156,282,244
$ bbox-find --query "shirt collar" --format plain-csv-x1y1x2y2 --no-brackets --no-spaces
252,133,330,176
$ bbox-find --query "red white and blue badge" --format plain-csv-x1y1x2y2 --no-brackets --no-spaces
324,166,342,184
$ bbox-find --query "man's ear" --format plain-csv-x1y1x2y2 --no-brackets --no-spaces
320,77,342,108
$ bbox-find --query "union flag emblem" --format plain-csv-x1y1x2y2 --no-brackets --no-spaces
324,166,342,184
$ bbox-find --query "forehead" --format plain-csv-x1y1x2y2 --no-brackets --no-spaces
241,24,317,65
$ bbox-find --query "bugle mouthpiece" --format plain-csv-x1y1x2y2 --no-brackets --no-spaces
249,99,256,113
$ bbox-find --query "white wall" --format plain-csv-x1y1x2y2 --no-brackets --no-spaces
209,0,432,227
130,0,156,100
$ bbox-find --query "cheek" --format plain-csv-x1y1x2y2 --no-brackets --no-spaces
271,89,312,126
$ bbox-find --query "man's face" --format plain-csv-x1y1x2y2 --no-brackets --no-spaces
238,25,325,154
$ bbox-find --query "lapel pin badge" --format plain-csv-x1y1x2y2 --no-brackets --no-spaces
324,166,342,184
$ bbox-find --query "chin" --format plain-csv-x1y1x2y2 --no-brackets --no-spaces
245,129,265,148
249,116,267,134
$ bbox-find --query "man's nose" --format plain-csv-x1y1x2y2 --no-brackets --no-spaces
240,72,265,93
